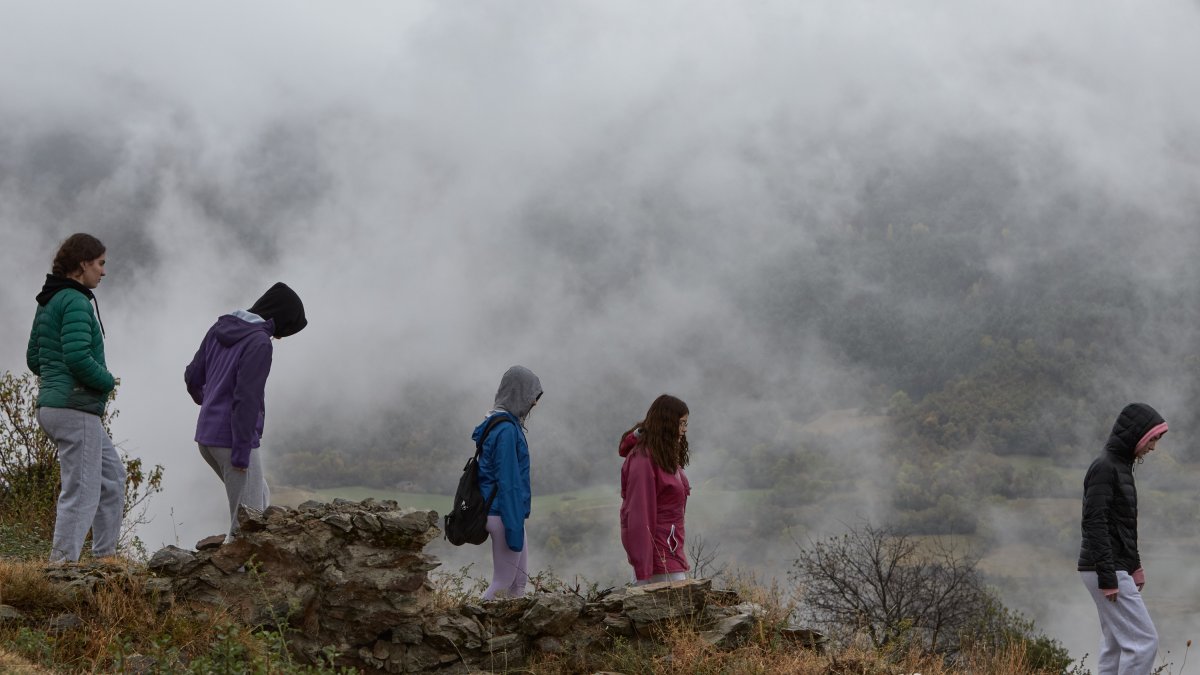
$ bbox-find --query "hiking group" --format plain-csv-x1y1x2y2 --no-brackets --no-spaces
25,232,1171,673
27,233,309,561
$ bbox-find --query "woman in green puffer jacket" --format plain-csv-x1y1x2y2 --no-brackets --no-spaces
25,233,126,563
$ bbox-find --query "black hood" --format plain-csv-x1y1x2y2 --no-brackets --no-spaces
1104,402,1166,463
35,274,94,306
248,282,307,338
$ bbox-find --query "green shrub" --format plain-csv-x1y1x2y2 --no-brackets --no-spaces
960,597,1075,674
0,371,164,558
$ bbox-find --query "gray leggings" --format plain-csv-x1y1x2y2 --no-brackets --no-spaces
198,444,269,537
38,407,126,563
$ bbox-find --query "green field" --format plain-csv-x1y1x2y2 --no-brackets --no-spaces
294,484,622,514
277,483,771,521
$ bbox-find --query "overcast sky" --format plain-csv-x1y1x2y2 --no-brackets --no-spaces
3,0,1199,661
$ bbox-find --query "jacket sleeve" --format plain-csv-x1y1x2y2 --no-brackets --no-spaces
26,314,40,376
183,333,210,405
490,424,526,552
231,338,272,469
60,294,115,393
1081,463,1117,589
622,454,658,580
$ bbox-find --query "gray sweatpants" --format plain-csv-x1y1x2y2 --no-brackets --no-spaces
1080,570,1159,675
198,444,269,538
37,407,126,563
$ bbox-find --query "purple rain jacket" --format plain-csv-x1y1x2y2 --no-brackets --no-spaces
184,312,274,468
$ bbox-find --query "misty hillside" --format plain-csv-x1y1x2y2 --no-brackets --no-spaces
2,1,1199,667
273,198,1200,495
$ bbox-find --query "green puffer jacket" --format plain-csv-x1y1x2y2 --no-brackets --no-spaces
26,277,114,416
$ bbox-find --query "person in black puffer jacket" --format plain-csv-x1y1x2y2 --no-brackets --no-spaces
1078,402,1167,675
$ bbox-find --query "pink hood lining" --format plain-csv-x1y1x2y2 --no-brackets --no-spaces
1135,422,1168,453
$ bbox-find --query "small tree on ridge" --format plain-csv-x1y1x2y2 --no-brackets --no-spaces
790,521,988,655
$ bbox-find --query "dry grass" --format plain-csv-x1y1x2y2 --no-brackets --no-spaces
0,649,51,674
85,562,257,664
526,567,1068,675
425,560,1075,675
0,560,71,611
0,557,265,672
531,629,1067,675
720,569,799,621
427,562,490,610
1,555,1071,675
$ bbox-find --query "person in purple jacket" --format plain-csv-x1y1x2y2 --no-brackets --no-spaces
184,282,306,540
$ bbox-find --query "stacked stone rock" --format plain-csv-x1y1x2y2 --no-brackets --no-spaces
145,499,821,674
149,498,442,670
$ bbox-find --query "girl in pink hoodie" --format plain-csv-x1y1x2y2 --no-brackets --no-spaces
619,394,691,585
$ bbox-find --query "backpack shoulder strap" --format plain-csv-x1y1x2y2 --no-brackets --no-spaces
475,414,516,458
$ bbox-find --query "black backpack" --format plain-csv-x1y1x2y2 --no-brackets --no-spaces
444,415,513,546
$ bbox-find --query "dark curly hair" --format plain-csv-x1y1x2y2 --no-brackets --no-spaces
51,233,106,278
621,394,690,472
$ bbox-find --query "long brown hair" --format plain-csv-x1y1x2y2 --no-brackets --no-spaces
51,233,106,278
621,394,689,472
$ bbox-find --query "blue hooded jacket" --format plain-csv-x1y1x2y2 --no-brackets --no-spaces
474,365,542,552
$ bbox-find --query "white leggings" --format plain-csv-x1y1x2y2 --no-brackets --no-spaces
482,515,527,600
636,571,687,586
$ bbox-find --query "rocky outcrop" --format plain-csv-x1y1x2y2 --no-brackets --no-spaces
147,498,442,665
133,498,823,674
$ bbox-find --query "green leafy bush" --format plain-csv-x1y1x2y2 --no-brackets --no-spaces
0,370,164,558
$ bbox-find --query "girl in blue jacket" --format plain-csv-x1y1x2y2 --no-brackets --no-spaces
474,365,542,600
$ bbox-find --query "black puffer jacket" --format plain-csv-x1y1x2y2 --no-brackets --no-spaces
1077,403,1166,590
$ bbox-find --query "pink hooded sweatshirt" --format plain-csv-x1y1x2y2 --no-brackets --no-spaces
619,430,691,580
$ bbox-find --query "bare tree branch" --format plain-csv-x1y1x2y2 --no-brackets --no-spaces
790,520,991,655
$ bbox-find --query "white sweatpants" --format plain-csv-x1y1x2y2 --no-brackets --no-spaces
1080,570,1158,675
636,572,687,586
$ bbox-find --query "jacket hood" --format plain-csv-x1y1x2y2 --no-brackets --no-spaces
471,411,519,444
619,429,641,458
249,282,307,338
493,365,543,423
35,274,93,306
1104,402,1167,463
212,313,274,347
